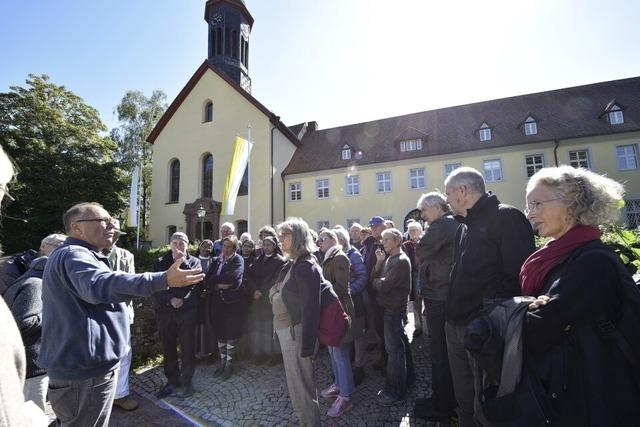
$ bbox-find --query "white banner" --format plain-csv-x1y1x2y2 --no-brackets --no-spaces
128,165,140,227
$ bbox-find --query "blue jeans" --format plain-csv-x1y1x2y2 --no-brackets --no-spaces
328,343,355,397
383,308,408,400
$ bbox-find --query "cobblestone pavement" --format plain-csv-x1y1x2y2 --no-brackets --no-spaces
128,316,444,426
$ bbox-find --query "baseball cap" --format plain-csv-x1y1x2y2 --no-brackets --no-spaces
368,216,385,227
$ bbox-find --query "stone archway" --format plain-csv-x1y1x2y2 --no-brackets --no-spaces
403,208,425,231
184,198,221,243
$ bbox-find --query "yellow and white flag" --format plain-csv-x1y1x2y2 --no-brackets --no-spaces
221,136,253,215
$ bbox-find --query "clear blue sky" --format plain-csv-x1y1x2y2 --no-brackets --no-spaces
1,0,639,133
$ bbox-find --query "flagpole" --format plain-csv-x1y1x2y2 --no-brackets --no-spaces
136,162,142,249
247,125,251,236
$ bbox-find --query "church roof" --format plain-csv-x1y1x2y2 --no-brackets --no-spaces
282,76,640,175
146,60,299,146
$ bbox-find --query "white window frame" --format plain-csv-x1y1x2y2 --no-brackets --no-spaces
376,171,392,193
341,148,352,160
568,149,591,169
316,220,330,231
524,121,537,136
409,167,425,190
524,154,545,178
444,162,462,179
616,144,639,171
345,175,360,196
483,159,503,183
289,182,302,201
479,126,492,142
316,178,330,199
609,109,624,125
400,138,423,152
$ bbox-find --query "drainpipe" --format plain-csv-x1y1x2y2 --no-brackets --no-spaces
270,116,279,225
553,139,560,166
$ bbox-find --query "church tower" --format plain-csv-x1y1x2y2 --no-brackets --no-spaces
205,0,254,93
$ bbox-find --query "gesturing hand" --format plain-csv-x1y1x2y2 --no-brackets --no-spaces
375,248,386,263
166,257,204,287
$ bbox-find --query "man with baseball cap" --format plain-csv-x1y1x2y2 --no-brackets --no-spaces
152,232,202,398
361,216,388,372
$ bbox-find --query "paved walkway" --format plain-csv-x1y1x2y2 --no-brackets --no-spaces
122,315,440,426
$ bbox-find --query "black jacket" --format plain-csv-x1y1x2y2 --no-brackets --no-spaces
205,252,244,304
3,256,48,378
416,213,458,301
152,252,202,311
281,254,334,357
361,235,383,297
525,240,640,426
448,193,535,325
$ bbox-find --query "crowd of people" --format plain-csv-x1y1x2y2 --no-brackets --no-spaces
1,138,640,427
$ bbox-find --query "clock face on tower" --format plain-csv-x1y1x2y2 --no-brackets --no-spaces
212,13,222,24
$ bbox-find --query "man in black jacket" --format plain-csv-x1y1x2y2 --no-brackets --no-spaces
153,232,202,398
413,192,458,422
443,167,535,427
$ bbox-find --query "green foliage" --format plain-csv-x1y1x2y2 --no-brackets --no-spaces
110,90,166,237
601,225,640,273
0,75,127,253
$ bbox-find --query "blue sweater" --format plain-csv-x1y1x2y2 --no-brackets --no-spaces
38,237,168,380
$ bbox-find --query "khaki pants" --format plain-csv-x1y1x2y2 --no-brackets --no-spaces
276,324,320,427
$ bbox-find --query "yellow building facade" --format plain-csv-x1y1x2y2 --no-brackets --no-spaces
148,1,640,245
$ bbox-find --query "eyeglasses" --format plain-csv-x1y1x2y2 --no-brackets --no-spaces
75,217,115,228
524,198,563,215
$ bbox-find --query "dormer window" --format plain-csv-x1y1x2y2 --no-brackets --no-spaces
478,123,492,142
602,100,625,125
523,116,538,136
400,138,423,152
608,105,624,125
341,144,352,160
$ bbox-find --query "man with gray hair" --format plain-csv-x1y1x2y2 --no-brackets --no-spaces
349,222,364,252
213,222,235,256
39,202,204,427
413,192,458,422
443,167,535,427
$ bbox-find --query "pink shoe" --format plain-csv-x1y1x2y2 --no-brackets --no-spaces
320,383,340,399
327,396,353,417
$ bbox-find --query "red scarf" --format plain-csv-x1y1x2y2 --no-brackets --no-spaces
520,225,601,296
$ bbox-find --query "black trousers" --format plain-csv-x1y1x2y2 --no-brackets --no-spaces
373,302,389,362
425,300,456,413
156,307,197,387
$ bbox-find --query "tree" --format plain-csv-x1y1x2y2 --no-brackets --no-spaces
110,90,166,237
0,74,128,253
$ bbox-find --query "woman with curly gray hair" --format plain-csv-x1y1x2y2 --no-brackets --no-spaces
520,165,640,426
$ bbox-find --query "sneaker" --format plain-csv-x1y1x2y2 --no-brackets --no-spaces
221,363,233,381
181,384,195,398
377,389,402,406
327,396,353,417
113,396,139,411
320,383,340,399
156,383,176,399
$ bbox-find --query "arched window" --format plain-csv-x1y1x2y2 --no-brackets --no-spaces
202,153,213,198
169,159,180,202
204,101,213,122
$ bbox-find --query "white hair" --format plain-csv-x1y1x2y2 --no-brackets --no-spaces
444,166,485,194
527,166,625,226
